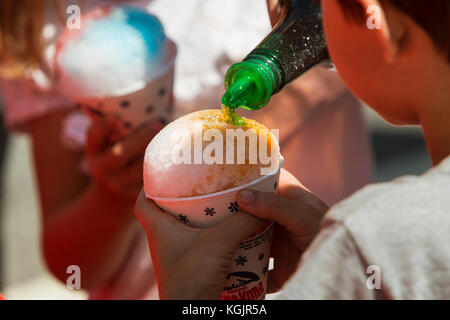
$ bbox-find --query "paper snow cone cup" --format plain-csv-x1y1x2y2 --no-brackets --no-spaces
148,156,284,300
77,40,176,138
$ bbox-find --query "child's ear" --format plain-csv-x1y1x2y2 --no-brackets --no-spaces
266,0,281,27
354,0,408,64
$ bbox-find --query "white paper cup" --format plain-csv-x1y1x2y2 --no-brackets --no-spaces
148,156,284,300
77,40,177,137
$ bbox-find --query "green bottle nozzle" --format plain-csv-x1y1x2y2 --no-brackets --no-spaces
221,59,278,111
221,77,256,110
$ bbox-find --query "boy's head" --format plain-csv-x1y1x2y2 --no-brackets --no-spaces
320,0,450,125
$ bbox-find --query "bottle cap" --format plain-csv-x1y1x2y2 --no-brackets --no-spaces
222,59,276,110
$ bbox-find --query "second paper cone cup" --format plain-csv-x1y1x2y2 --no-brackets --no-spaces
77,40,176,137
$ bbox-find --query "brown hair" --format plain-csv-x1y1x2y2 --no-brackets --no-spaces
0,0,65,78
337,0,450,62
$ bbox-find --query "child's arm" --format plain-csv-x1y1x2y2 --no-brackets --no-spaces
29,109,161,289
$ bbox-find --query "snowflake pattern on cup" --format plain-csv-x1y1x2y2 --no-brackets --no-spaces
158,87,167,97
120,100,130,108
146,105,154,114
204,207,216,216
235,255,248,266
177,214,189,224
228,202,239,213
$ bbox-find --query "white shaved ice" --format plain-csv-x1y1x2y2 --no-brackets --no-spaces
143,110,280,198
56,6,168,98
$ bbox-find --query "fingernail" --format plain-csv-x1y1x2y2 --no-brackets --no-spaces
238,190,255,205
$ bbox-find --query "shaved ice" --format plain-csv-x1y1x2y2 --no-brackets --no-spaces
144,109,280,198
56,5,169,98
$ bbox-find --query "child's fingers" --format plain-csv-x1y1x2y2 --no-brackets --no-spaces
135,190,199,239
116,156,144,187
265,225,303,293
86,118,111,155
106,158,144,198
277,168,312,200
267,269,290,294
236,189,324,237
98,120,163,172
135,191,265,255
205,211,268,253
135,190,174,232
267,270,280,293
135,190,203,266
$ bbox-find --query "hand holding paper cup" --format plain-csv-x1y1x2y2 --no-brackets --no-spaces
143,109,283,300
55,5,176,138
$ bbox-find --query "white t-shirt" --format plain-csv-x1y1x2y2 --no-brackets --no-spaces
279,155,450,299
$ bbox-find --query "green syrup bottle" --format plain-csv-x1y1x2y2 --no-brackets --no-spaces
222,0,330,111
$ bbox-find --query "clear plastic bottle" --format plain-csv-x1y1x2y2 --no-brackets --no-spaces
222,0,330,111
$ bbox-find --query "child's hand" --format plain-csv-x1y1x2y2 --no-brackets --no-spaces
236,169,329,293
135,190,267,300
86,118,163,202
135,169,328,299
